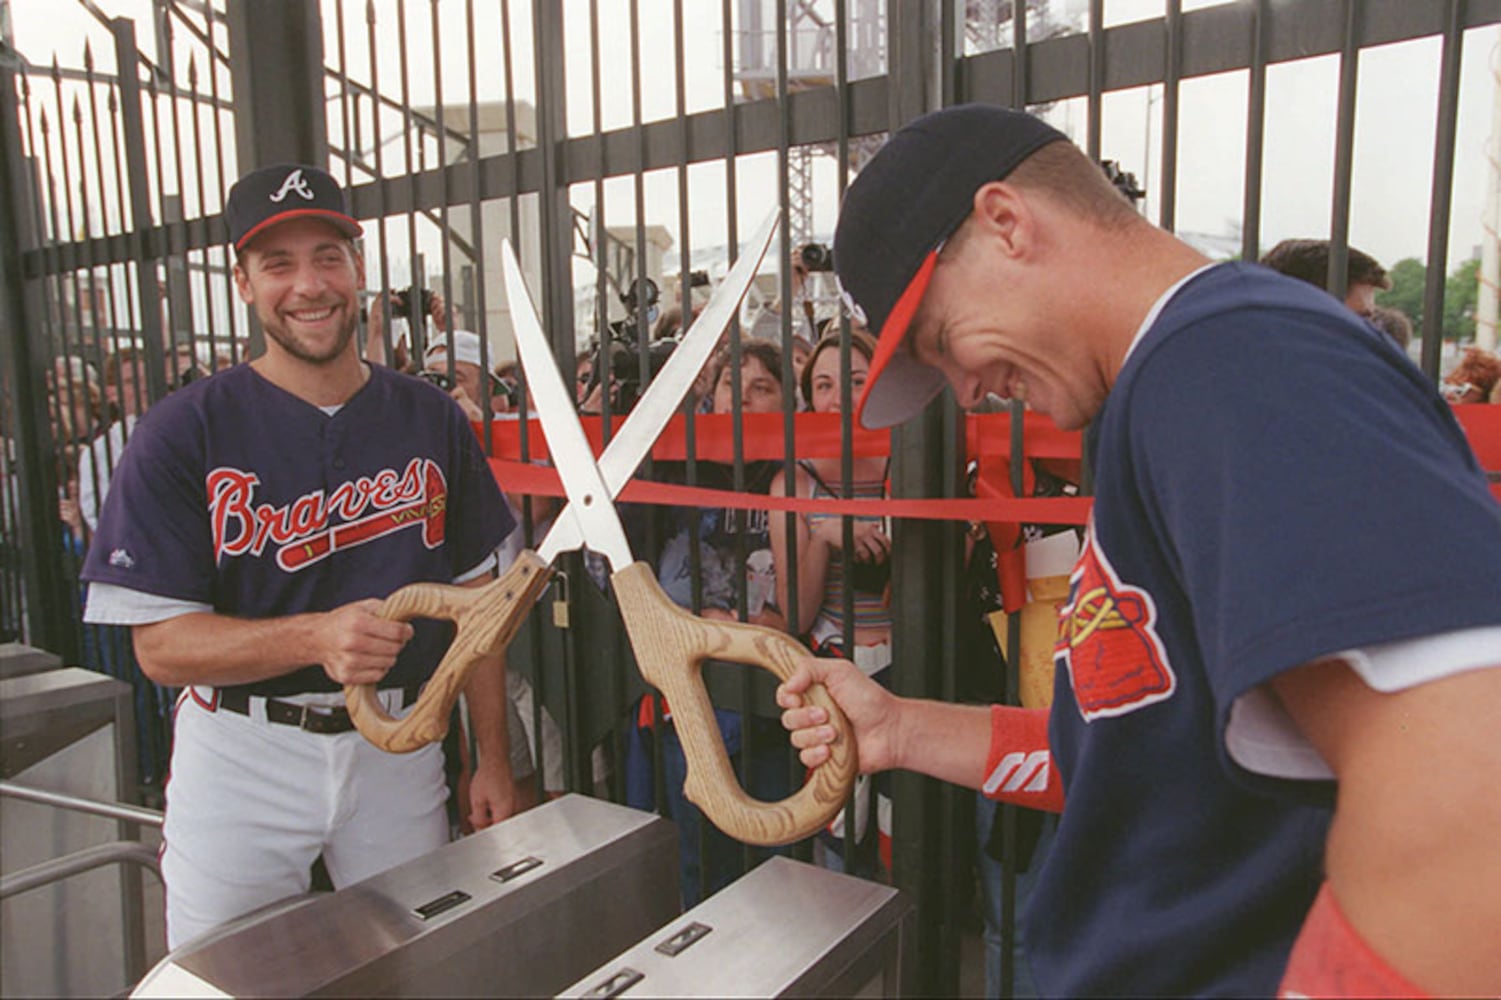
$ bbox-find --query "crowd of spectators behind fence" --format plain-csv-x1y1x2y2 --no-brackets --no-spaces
16,229,1500,935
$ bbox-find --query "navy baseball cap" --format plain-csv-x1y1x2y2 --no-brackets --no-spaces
834,105,1067,429
225,163,362,252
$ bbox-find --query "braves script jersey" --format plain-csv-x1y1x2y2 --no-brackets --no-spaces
1024,263,1501,996
82,363,514,697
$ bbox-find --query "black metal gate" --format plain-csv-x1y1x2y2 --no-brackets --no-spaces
4,1,1498,993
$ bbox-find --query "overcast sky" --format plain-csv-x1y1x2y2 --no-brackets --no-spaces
9,0,1501,275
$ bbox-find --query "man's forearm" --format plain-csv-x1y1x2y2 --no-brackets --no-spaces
133,611,328,687
464,647,513,779
894,698,1002,789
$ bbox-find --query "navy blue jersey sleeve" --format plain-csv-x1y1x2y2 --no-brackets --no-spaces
1123,295,1501,717
446,404,514,574
81,398,217,603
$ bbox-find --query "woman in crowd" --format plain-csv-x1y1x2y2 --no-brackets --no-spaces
768,328,893,872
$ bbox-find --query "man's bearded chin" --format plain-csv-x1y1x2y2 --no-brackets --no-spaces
263,309,358,365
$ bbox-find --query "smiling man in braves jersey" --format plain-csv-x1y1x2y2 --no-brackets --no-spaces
81,164,520,949
777,106,1501,997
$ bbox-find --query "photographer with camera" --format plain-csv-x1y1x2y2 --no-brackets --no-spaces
363,284,450,372
578,275,685,416
420,330,515,422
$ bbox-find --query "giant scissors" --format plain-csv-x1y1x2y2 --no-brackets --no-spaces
345,212,857,846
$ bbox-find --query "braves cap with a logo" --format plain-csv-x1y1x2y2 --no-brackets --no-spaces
225,163,363,252
833,104,1066,430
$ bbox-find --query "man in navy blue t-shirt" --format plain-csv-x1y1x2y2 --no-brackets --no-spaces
778,106,1501,997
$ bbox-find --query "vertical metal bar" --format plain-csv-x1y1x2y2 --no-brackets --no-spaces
775,0,798,646
430,0,468,414
835,0,861,874
203,0,241,362
628,0,651,420
1241,0,1270,263
185,56,216,371
0,57,72,653
514,0,555,799
1087,0,1103,161
334,0,356,183
35,92,69,498
1005,3,1033,997
619,0,656,814
672,0,691,340
465,0,489,419
885,0,949,991
530,0,583,794
51,65,89,669
366,0,396,366
225,0,328,170
934,5,964,995
1159,0,1182,233
1012,0,1027,108
165,22,203,366
145,69,178,382
1421,0,1467,379
396,0,425,358
532,0,574,363
1326,0,1361,300
79,48,116,534
765,0,797,881
105,68,147,421
51,67,85,432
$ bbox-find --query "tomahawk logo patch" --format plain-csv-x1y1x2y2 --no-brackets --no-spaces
1054,520,1176,720
207,457,448,572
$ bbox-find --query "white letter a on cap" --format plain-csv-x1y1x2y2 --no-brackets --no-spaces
270,169,315,203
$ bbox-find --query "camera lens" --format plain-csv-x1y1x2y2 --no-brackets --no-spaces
800,243,833,272
419,369,452,391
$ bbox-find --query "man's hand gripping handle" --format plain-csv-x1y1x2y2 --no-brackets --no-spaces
344,551,552,753
611,561,859,846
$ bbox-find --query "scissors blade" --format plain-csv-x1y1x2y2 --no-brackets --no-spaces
535,208,779,557
501,243,636,571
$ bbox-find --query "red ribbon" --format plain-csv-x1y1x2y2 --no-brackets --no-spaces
487,457,1094,525
483,406,1501,525
481,410,1083,464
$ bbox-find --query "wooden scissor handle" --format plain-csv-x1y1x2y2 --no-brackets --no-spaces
610,561,859,847
345,551,553,753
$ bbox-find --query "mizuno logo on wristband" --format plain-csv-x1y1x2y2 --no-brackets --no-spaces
983,749,1051,796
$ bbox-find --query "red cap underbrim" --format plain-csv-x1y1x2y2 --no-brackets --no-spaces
855,249,950,430
235,208,363,251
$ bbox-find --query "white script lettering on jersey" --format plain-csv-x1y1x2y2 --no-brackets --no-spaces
269,168,316,203
983,749,1051,796
207,457,449,570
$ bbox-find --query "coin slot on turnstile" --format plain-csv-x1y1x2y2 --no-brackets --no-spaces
490,855,544,883
653,921,712,957
583,967,644,998
412,889,471,920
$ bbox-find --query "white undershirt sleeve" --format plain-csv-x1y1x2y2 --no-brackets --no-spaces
1225,624,1501,781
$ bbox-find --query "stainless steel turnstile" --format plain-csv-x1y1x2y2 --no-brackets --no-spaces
1,656,146,997
561,856,914,998
131,794,679,997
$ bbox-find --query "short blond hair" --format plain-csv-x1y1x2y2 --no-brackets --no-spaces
1007,140,1143,231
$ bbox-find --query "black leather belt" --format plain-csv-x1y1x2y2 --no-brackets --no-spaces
215,686,419,735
